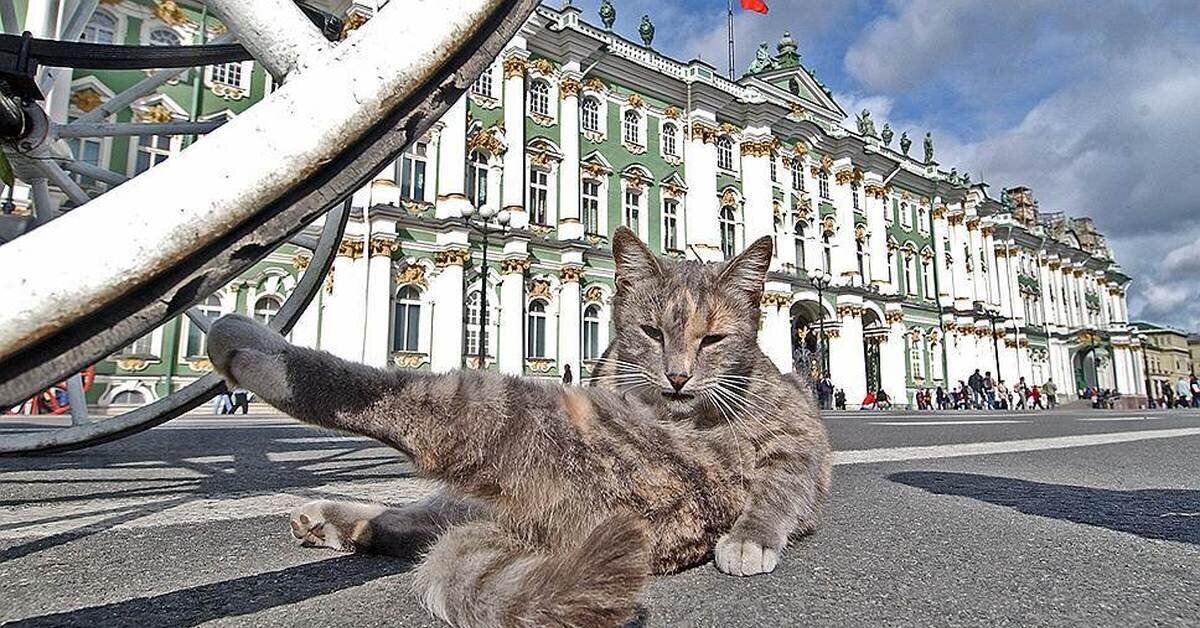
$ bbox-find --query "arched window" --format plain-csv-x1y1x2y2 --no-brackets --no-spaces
818,170,830,199
923,258,935,297
663,199,679,251
661,122,678,157
900,202,912,229
186,295,223,357
623,187,641,235
856,239,866,278
789,77,800,95
253,295,283,325
466,151,489,208
717,136,734,171
623,110,641,145
397,141,428,201
581,179,601,234
887,248,896,283
112,389,147,406
904,252,917,295
582,304,601,361
527,166,549,225
528,80,550,117
392,286,421,352
82,12,117,44
917,206,929,232
822,233,832,272
581,97,600,132
148,28,181,46
465,290,489,358
527,300,548,358
851,181,860,212
719,206,737,259
793,221,806,270
909,336,926,379
472,70,493,97
792,163,805,191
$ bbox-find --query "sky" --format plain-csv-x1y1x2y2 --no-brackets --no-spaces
561,0,1200,332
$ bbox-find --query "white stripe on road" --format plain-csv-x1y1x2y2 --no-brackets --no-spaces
833,427,1200,465
869,420,1030,426
1076,416,1161,422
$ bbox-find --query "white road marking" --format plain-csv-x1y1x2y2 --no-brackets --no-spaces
869,420,1030,426
833,427,1200,465
1077,416,1161,422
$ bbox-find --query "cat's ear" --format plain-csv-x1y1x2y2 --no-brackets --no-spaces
612,226,662,290
719,235,773,303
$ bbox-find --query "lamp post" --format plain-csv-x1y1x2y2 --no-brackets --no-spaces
460,203,510,368
811,270,832,376
975,300,1002,383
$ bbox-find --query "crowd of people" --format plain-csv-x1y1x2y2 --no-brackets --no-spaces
1149,374,1200,409
811,369,1066,411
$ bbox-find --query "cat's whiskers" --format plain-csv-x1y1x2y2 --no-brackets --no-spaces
701,388,749,463
708,382,775,439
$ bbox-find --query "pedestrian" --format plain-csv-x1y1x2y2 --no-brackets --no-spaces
996,379,1009,410
231,387,250,415
818,374,834,410
983,371,996,409
1043,378,1058,409
834,388,846,411
1176,377,1190,409
1015,377,1028,410
876,389,892,410
968,369,984,409
1190,375,1200,408
860,390,877,410
936,386,949,410
562,363,573,386
1030,385,1043,409
213,392,232,415
1164,384,1175,410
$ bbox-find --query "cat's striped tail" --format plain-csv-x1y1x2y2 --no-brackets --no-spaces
413,514,649,628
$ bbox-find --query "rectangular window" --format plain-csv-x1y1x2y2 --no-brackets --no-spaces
792,166,805,191
770,157,778,183
528,168,549,225
923,261,935,298
851,183,860,212
397,142,427,201
624,189,640,235
67,136,103,187
472,70,493,97
121,333,156,357
209,62,243,87
581,180,600,234
818,172,830,199
910,340,926,378
135,135,173,174
663,199,679,251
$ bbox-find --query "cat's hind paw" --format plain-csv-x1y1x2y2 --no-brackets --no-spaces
289,500,353,552
714,534,779,576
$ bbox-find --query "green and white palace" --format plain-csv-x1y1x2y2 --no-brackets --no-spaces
21,1,1146,409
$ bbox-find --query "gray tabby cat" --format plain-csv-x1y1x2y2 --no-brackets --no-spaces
206,226,831,627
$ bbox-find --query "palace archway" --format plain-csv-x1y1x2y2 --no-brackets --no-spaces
862,308,885,393
791,300,827,378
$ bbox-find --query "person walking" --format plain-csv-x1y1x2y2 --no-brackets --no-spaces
817,374,834,410
996,379,1010,410
1015,377,1028,410
1043,378,1058,409
983,371,996,409
834,388,846,410
968,369,985,409
1164,383,1175,410
1030,385,1043,410
936,386,949,411
561,363,573,386
1176,377,1191,409
1190,375,1200,408
231,388,250,415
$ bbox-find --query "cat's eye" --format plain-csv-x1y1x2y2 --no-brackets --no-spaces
700,334,726,348
641,325,663,342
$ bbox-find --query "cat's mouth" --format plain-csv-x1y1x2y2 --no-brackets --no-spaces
661,391,695,402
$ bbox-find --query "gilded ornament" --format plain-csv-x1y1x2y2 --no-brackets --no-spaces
719,122,739,136
583,285,605,303
559,265,585,283
115,356,152,372
188,357,213,372
885,309,904,324
528,278,552,299
583,161,608,178
789,103,806,118
532,58,555,77
398,264,428,288
559,77,581,99
501,257,531,275
932,206,946,219
583,77,606,93
369,236,398,258
392,352,427,369
340,12,369,39
981,225,996,237
854,224,867,242
664,105,682,120
291,253,311,270
434,248,470,268
720,188,738,207
821,215,836,236
336,239,364,259
70,89,103,113
689,121,717,143
526,358,556,373
626,93,644,109
152,0,189,27
965,218,980,231
502,56,528,79
139,103,174,123
793,141,809,156
760,292,793,308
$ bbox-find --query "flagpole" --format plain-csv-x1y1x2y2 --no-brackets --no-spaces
727,0,735,79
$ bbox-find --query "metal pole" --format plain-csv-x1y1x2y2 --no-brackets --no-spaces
55,120,226,138
991,313,1001,382
818,283,828,374
726,0,734,80
65,373,89,425
478,222,488,367
1109,339,1119,394
189,4,208,147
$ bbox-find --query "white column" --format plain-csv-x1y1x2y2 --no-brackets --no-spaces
758,284,793,373
830,297,867,407
497,252,528,374
557,251,585,380
967,220,985,304
866,180,888,292
435,96,470,219
363,227,398,367
501,47,529,229
741,130,774,246
777,179,796,269
558,70,583,240
684,116,721,261
429,235,469,373
881,307,907,404
982,227,1000,308
948,216,970,309
320,230,368,361
829,163,857,285
932,207,951,306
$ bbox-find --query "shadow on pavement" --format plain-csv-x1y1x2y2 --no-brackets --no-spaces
890,471,1200,545
7,555,412,627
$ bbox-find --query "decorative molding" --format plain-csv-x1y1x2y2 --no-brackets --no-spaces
965,217,980,231
864,183,889,199
115,356,157,372
397,264,427,288
434,248,470,268
528,278,552,300
583,284,606,303
885,309,904,324
336,239,364,260
836,303,863,318
153,0,189,27
946,213,965,226
626,93,644,109
340,11,369,38
981,225,996,237
137,103,175,123
760,292,793,308
689,121,717,144
500,257,531,275
834,168,864,185
526,358,556,374
932,206,946,219
291,253,311,270
392,351,429,369
466,126,506,155
664,105,682,119
559,77,581,99
503,55,528,79
559,265,585,283
583,77,606,93
187,357,213,372
531,58,556,77
70,88,103,113
369,236,398,258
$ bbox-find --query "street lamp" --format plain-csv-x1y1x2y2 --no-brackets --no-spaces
974,300,1002,383
811,270,832,376
460,203,510,368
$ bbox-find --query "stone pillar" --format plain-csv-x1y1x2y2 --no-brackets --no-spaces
498,254,529,374
932,206,952,306
430,236,470,373
557,251,585,380
740,130,774,248
966,218,984,304
948,215,970,310
501,47,529,229
982,226,1000,308
829,163,858,285
777,176,797,269
882,306,908,403
558,69,583,240
759,285,794,373
320,229,368,361
288,252,322,349
830,296,867,408
435,96,470,219
685,116,721,261
865,180,888,292
995,245,1014,320
363,226,398,367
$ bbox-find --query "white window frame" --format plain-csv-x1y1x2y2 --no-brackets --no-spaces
622,109,643,148
206,61,253,92
472,70,494,98
396,141,428,202
465,290,492,359
900,202,913,230
581,96,601,133
582,304,602,361
910,337,926,379
818,171,831,199
581,177,604,235
717,136,735,172
526,300,549,358
792,163,805,192
904,251,917,295
917,206,930,234
82,11,118,44
392,286,422,353
662,198,680,251
793,222,806,271
466,150,490,209
183,294,225,359
130,133,182,175
661,122,678,158
528,166,550,225
528,79,551,118
623,188,642,236
147,27,181,47
719,205,738,259
253,295,283,325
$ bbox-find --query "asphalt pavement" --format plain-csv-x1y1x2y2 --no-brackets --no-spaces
2,407,1199,627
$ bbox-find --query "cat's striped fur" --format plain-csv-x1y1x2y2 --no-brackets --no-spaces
207,227,831,627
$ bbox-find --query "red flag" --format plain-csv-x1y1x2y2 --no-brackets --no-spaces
741,0,769,14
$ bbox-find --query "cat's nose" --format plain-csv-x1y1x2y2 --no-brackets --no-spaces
667,373,691,392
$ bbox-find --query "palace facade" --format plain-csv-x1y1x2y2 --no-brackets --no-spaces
25,1,1145,409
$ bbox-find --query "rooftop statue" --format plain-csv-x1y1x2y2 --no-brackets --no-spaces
899,131,912,156
747,42,776,74
856,109,877,137
923,131,934,164
599,0,616,30
639,15,655,47
880,123,893,147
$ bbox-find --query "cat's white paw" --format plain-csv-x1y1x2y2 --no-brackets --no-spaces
714,534,779,576
289,500,351,551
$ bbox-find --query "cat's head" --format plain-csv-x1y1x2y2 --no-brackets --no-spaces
607,226,772,420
